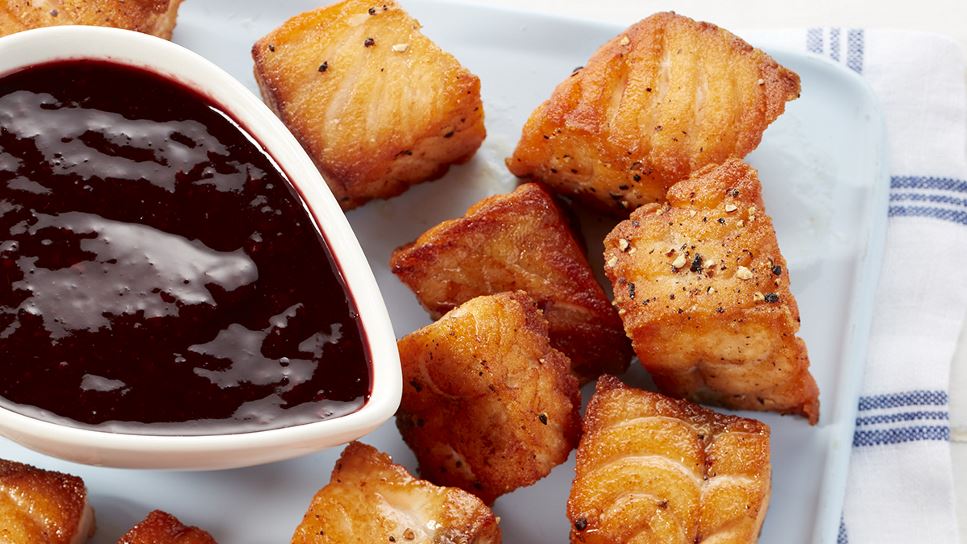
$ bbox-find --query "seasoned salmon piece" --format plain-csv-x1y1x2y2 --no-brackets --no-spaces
568,376,771,543
391,182,631,381
396,292,581,504
252,0,485,210
603,159,819,423
0,0,183,39
0,460,95,544
291,442,501,543
507,12,800,214
117,511,216,544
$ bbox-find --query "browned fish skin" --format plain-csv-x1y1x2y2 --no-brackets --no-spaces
118,511,216,544
568,376,771,543
603,159,819,423
0,459,95,544
291,442,501,544
507,12,800,214
396,291,581,504
252,0,486,210
0,0,183,39
391,182,631,381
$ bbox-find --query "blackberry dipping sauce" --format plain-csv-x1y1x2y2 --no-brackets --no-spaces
0,60,370,435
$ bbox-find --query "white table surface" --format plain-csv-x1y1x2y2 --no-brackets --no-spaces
486,0,967,540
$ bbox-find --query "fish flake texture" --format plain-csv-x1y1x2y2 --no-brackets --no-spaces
603,159,819,423
253,0,485,209
290,442,500,544
568,376,771,543
508,11,800,214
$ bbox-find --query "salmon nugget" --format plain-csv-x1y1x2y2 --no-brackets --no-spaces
118,511,216,544
253,0,485,209
508,12,799,214
568,376,771,543
603,159,819,423
391,182,631,381
0,460,95,544
0,0,183,39
396,292,581,504
291,442,500,544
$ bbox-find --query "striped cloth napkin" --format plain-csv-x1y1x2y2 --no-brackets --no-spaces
758,27,966,543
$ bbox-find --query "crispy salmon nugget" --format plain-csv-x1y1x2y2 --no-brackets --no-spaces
118,511,216,544
0,460,95,544
603,159,819,423
0,0,183,39
291,442,501,544
507,12,800,214
252,0,485,210
568,376,771,543
396,292,581,504
391,183,630,381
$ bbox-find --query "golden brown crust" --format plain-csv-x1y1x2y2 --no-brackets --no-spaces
391,183,631,381
0,460,94,544
507,11,800,214
291,442,501,543
0,0,183,39
603,159,819,423
118,511,216,544
568,376,771,543
396,292,581,504
252,0,486,210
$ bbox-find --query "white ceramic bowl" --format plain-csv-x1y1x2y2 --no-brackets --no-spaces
0,26,402,470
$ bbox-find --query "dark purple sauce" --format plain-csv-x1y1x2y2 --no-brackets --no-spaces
0,60,370,434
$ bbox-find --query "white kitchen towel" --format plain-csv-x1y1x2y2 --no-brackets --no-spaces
757,28,967,543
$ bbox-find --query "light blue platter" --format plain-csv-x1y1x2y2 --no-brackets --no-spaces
0,1,888,542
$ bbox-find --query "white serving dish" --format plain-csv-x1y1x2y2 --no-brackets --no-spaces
0,1,887,543
0,25,402,471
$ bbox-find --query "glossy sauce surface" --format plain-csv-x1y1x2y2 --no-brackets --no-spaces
0,61,369,434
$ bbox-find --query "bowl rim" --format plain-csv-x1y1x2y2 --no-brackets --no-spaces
0,25,402,467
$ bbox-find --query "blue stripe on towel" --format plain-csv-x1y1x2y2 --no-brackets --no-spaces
890,193,967,208
888,205,967,225
891,176,967,193
853,425,950,447
830,28,841,61
807,28,823,54
857,390,948,411
838,517,849,544
847,29,864,73
855,410,949,427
